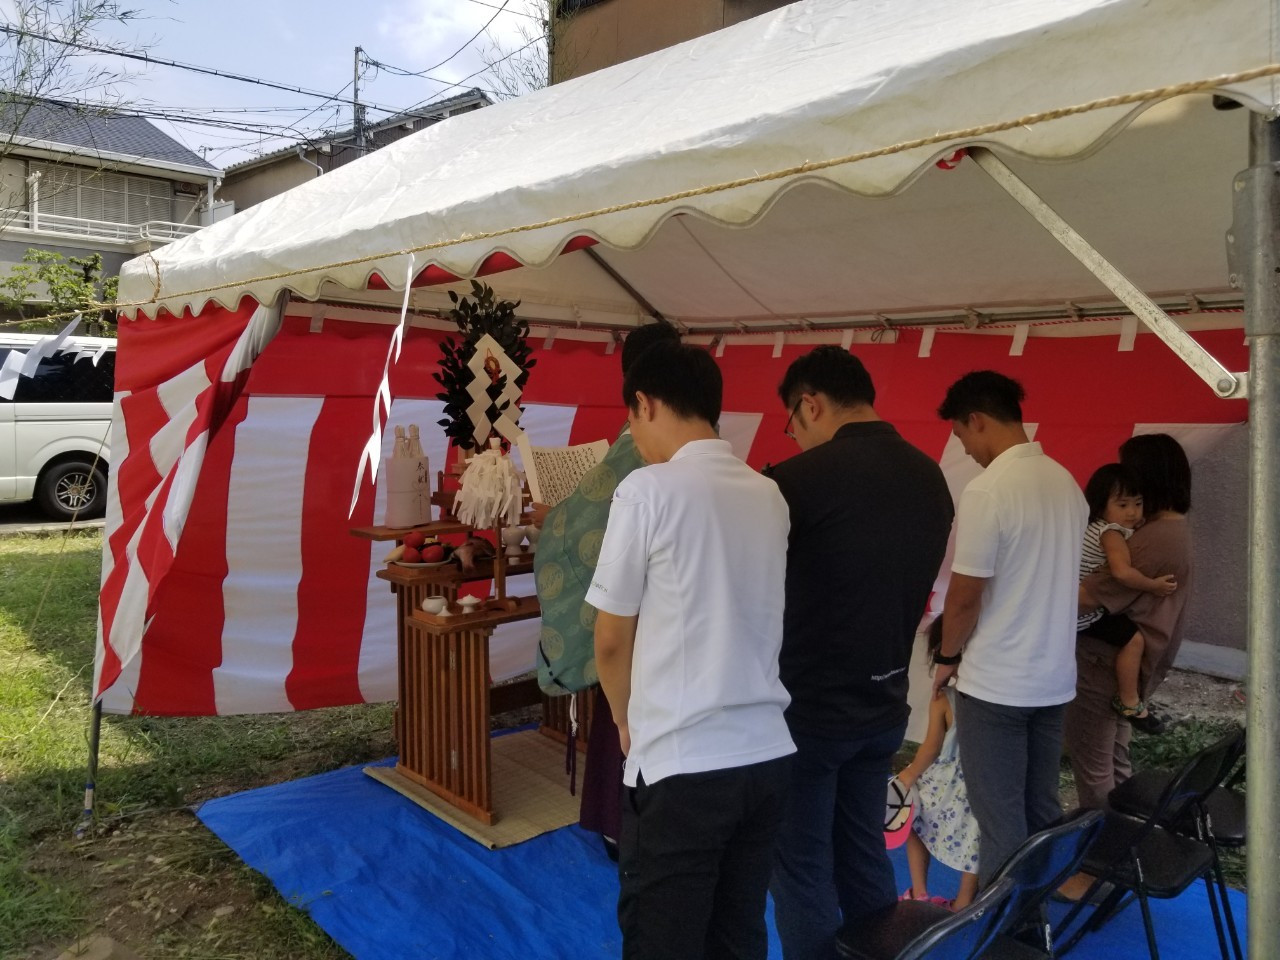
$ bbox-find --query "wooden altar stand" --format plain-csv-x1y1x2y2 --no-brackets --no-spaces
355,520,592,827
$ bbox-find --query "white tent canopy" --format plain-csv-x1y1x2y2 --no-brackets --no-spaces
120,0,1277,330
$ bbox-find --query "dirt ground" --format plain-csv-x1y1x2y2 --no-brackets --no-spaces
1148,666,1247,725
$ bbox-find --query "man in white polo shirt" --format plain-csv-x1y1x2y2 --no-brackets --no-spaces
587,340,795,960
932,371,1087,884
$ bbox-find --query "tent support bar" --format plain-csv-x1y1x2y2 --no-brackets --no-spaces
583,247,669,325
1239,112,1280,960
968,147,1247,399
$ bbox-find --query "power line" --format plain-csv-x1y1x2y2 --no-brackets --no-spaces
421,0,509,75
0,24,459,123
362,1,530,86
398,35,544,113
465,0,545,20
135,103,325,115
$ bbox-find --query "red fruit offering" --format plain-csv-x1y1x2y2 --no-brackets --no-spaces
401,546,422,563
422,544,446,563
402,531,426,550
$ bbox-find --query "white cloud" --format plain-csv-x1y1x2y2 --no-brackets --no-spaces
372,0,541,86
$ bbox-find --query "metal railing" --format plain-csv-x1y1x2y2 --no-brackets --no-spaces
0,208,203,244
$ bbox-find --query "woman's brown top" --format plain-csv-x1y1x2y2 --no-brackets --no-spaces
1081,514,1193,697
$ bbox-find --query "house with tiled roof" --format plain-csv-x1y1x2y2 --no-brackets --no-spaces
0,96,224,284
219,88,490,212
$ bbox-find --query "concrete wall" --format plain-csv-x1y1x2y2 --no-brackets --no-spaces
220,156,316,213
0,237,130,279
1183,422,1247,652
556,0,793,82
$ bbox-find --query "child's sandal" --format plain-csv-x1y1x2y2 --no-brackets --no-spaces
1111,696,1146,719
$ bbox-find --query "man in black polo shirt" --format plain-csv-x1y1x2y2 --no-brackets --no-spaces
767,346,954,959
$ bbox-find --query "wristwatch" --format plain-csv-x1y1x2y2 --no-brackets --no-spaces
932,649,962,666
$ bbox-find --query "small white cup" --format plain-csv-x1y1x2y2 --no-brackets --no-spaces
502,525,525,557
522,524,541,550
420,596,448,615
458,595,483,614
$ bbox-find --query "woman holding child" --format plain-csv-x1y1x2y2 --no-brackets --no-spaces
1063,433,1194,813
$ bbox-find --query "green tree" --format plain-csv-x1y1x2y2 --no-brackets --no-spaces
0,248,117,332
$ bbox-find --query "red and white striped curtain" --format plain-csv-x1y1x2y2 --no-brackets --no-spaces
95,308,1249,716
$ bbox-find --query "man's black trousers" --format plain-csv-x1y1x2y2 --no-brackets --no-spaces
617,755,792,960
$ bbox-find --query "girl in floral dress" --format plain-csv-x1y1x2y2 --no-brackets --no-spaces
897,617,981,909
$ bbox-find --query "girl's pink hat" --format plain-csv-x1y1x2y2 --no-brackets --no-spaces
884,775,918,849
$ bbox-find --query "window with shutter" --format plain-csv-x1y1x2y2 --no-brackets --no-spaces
80,181,105,222
32,162,80,221
101,172,129,224
24,162,175,230
125,175,171,223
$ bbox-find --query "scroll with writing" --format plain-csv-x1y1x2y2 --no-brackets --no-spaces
516,435,610,507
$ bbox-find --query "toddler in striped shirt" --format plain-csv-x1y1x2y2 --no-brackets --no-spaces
1077,463,1178,731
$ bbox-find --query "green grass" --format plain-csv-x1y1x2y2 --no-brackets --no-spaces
0,820,83,955
0,531,396,959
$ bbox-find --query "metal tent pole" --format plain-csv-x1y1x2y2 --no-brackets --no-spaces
75,698,103,839
1237,111,1280,960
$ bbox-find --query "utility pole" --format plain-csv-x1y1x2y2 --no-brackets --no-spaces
353,45,366,156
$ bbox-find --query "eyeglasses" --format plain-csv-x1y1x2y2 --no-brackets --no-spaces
784,397,804,440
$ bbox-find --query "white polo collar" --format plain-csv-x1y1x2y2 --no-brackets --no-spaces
988,440,1043,468
671,438,733,462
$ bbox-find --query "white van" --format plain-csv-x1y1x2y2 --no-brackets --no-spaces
0,332,114,520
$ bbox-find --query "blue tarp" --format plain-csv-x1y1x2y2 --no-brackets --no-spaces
196,757,1246,959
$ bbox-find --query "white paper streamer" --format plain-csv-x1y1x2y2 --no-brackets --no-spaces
349,255,416,516
0,349,23,400
455,444,523,529
0,315,84,399
19,315,81,377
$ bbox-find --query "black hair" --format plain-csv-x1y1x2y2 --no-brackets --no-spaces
926,616,944,659
623,341,722,425
936,370,1025,424
1083,463,1143,523
620,322,681,376
777,345,875,408
1119,433,1191,515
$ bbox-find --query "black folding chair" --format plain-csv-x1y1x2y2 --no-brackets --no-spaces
1110,760,1245,848
978,809,1105,958
836,877,1017,960
1056,729,1245,960
1107,726,1245,960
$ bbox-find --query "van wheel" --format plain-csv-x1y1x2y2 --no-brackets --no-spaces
36,461,107,521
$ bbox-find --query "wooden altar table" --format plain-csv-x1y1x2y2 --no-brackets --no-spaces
357,522,592,826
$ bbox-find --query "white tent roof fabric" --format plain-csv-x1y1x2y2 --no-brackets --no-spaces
120,0,1279,328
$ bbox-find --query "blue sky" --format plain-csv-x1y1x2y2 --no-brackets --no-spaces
11,0,547,167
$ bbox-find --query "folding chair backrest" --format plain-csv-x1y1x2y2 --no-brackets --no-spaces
897,877,1017,960
989,809,1105,928
1212,729,1246,787
1156,727,1245,827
